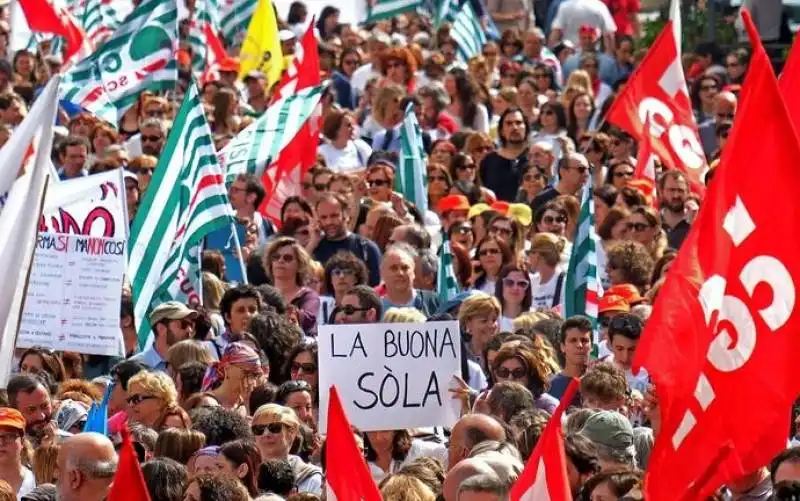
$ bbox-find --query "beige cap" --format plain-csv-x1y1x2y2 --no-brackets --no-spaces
149,301,197,325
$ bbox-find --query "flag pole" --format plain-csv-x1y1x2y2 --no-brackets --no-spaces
231,222,249,284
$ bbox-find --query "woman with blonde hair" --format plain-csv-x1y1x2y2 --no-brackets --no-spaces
32,442,59,484
128,154,157,192
490,341,558,413
251,404,323,494
383,307,427,323
458,293,501,368
527,233,566,310
379,473,436,501
126,371,190,430
263,237,320,336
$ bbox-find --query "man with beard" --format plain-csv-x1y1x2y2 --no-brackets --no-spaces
128,301,197,371
7,374,70,446
479,108,529,202
659,170,691,249
139,118,167,157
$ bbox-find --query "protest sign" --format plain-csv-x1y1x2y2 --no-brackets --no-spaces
318,320,462,433
17,233,126,356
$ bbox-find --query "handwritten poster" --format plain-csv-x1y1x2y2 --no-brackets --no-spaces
318,321,462,433
17,233,126,356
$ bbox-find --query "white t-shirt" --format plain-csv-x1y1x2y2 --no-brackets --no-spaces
530,268,565,310
499,315,516,332
551,0,617,45
368,439,448,482
17,467,36,501
351,63,380,93
317,139,372,173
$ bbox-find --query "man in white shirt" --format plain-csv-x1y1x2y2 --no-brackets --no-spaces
549,0,617,51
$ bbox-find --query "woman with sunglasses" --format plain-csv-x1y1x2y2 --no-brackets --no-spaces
487,214,524,258
532,102,568,161
450,152,495,203
605,159,635,189
126,371,189,430
624,206,668,262
318,251,369,326
279,214,315,251
527,233,566,310
495,265,533,332
517,163,549,204
263,237,319,337
691,74,721,124
472,236,514,294
490,341,558,413
534,200,570,239
198,342,262,416
283,342,319,406
427,163,452,212
333,47,361,110
251,404,323,494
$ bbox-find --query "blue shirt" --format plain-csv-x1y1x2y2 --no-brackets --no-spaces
127,345,167,372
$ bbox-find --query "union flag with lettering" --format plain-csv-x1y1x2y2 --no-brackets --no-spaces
632,11,800,501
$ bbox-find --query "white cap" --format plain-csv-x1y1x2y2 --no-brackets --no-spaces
279,29,297,42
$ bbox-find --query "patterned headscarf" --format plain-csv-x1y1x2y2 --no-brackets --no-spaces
201,342,262,391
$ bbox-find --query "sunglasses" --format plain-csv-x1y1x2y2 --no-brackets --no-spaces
457,164,477,171
339,305,369,315
523,173,543,182
495,367,527,379
479,248,501,257
627,222,652,232
271,253,295,263
502,278,530,289
368,179,390,188
490,226,513,236
141,135,162,143
454,225,472,234
429,175,448,182
332,268,355,277
302,182,312,190
541,109,555,116
543,215,567,225
251,422,286,436
291,362,317,373
313,183,328,191
127,394,157,406
613,170,634,178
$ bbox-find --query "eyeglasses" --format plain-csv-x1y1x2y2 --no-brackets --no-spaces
457,164,477,171
541,109,555,116
542,215,567,225
0,432,21,445
478,248,501,257
566,165,590,174
339,305,369,315
313,183,328,191
502,278,530,289
613,170,634,178
495,367,527,379
429,175,448,182
251,422,286,436
490,226,513,236
627,222,652,232
141,135,162,143
291,362,318,373
332,268,355,278
523,173,543,182
271,252,295,263
302,182,312,190
127,394,158,406
368,179,390,188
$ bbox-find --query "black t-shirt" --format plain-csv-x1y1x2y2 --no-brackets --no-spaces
530,186,561,216
480,150,527,202
313,233,382,286
663,219,690,250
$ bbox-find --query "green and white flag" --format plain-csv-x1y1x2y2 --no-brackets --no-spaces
188,0,219,72
59,0,178,125
220,0,256,48
434,0,457,27
564,176,602,348
397,102,428,214
437,234,460,303
128,82,236,349
450,2,486,62
364,0,422,23
75,0,132,45
219,84,325,183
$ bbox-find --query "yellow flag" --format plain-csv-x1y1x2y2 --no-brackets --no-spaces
237,0,283,84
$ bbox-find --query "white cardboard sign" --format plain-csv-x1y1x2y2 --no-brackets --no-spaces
318,321,462,433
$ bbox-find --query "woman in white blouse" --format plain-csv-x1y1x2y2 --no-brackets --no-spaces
365,430,447,482
317,109,372,174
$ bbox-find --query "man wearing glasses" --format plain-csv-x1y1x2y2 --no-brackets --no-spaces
128,301,197,371
333,285,383,324
531,152,591,214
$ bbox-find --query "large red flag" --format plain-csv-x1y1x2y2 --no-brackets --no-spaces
632,10,800,501
258,21,321,222
200,24,234,86
779,36,800,129
325,385,382,501
509,379,578,501
605,12,706,196
108,426,151,501
19,0,88,63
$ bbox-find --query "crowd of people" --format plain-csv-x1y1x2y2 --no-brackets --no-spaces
0,0,799,500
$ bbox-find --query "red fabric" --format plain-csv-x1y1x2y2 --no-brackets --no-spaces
19,0,87,62
108,426,151,501
200,23,233,85
779,34,800,130
325,385,382,501
603,0,640,37
605,20,706,197
259,22,321,223
510,379,578,501
634,12,800,501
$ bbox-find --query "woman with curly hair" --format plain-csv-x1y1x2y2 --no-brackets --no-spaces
317,251,369,326
380,47,418,93
18,347,66,383
126,371,191,430
490,341,559,413
262,237,319,336
605,240,655,293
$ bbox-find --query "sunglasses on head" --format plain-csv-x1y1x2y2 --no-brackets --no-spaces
251,422,286,436
495,367,527,379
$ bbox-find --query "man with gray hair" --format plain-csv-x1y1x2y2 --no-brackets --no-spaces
380,242,440,317
56,433,118,501
458,473,510,501
529,141,556,180
414,250,438,291
531,152,590,214
139,117,167,157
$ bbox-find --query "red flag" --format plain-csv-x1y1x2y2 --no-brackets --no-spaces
509,379,578,501
258,21,321,222
19,0,88,63
632,10,800,501
779,36,800,129
200,24,234,85
633,116,657,185
325,385,382,501
605,20,706,196
108,426,151,501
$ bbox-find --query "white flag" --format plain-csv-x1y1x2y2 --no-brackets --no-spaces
0,77,60,387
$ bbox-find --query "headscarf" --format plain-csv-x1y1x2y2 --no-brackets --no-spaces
196,445,222,458
55,399,88,432
201,341,262,391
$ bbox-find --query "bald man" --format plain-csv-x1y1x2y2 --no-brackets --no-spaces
56,433,118,501
448,414,506,471
443,458,500,501
699,91,738,157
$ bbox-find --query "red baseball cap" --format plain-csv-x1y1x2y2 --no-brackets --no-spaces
438,195,470,214
0,408,25,433
606,284,645,306
598,294,631,314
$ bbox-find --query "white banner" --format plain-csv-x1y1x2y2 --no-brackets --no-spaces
318,321,462,433
17,233,126,357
